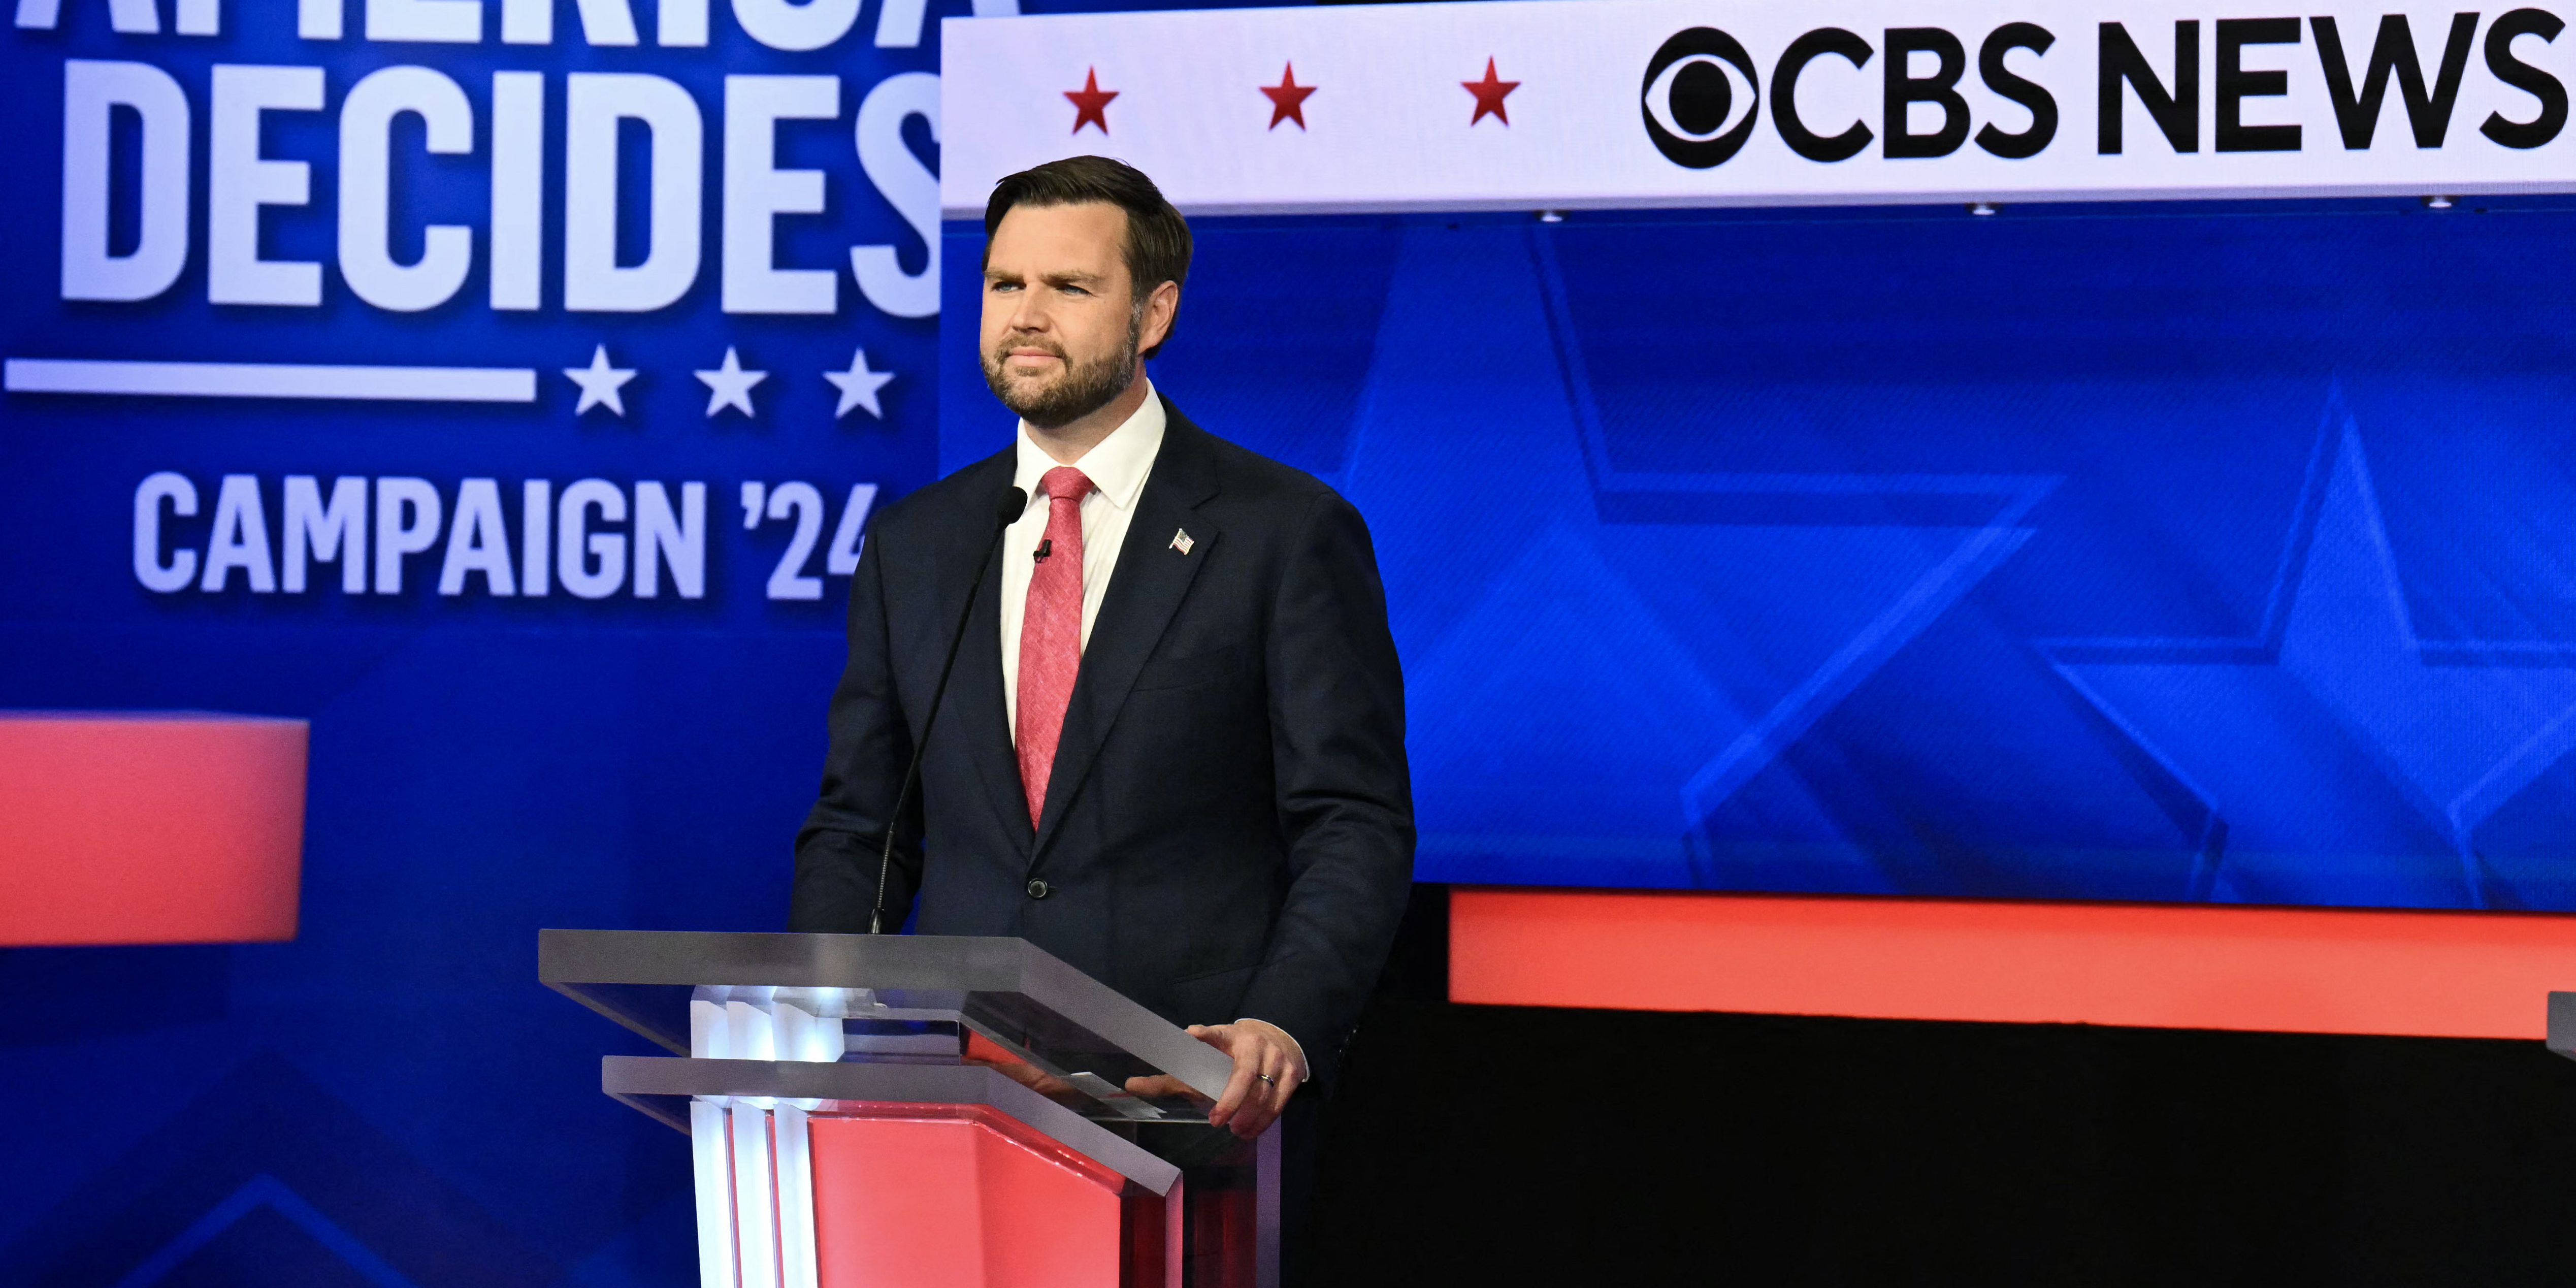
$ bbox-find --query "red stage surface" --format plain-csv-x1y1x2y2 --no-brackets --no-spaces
0,712,306,947
1451,888,2576,1039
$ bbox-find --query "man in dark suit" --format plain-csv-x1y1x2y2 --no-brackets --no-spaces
791,156,1414,1152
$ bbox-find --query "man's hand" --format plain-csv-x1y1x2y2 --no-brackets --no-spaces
1123,1018,1308,1138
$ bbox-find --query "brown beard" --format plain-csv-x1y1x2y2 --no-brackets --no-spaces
981,310,1142,429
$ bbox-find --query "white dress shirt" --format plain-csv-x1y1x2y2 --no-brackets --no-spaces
993,381,1308,1077
999,381,1167,738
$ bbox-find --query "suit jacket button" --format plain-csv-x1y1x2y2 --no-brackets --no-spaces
1025,879,1051,899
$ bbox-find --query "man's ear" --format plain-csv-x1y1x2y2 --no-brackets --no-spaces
1139,280,1182,356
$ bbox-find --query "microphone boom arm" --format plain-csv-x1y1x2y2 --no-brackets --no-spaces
870,486,1027,933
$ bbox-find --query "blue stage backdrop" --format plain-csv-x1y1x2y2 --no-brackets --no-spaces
942,199,2576,912
0,0,1233,1280
10,0,2576,1277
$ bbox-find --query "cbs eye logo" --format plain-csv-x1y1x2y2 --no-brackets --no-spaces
1642,28,1761,169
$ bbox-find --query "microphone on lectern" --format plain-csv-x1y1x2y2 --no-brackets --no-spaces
869,485,1029,933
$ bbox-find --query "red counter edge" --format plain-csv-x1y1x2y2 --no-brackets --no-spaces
1449,887,2576,1040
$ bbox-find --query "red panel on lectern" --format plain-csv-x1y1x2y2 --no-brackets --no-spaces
807,1106,1133,1288
0,713,306,947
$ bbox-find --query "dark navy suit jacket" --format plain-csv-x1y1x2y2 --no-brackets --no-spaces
791,397,1414,1084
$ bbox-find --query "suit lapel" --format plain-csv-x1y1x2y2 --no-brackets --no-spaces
929,453,1036,858
1030,404,1222,863
952,542,1036,857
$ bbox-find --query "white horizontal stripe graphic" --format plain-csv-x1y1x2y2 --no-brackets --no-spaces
943,0,2576,216
4,359,537,403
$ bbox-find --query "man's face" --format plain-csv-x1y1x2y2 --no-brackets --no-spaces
980,202,1155,429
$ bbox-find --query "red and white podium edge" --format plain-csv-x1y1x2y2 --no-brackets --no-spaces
543,930,1277,1288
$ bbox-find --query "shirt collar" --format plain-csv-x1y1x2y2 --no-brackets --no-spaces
1012,379,1166,512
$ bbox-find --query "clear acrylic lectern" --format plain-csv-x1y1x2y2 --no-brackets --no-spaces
541,929,1278,1288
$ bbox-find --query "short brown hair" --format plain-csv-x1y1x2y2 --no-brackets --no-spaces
983,156,1192,357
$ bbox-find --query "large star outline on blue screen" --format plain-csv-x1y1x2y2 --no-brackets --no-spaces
1323,224,2057,889
1526,230,2065,850
1152,223,2576,902
2043,394,2576,907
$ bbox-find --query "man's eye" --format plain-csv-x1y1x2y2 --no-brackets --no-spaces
1061,285,1089,297
991,282,1019,293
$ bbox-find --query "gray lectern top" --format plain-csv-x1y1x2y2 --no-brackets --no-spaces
540,929,1236,1122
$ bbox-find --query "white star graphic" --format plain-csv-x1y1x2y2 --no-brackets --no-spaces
823,348,897,420
695,346,768,418
563,344,636,417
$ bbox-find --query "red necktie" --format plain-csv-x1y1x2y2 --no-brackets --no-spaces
1016,466,1094,827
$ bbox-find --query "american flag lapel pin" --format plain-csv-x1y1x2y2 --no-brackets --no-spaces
1170,527,1194,556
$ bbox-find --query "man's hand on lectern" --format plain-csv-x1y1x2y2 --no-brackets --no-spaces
1123,1018,1307,1138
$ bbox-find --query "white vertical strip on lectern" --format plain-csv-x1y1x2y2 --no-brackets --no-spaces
690,1100,742,1288
728,994,779,1060
772,996,846,1062
730,1106,782,1288
766,996,830,1288
773,1103,820,1288
691,994,728,1058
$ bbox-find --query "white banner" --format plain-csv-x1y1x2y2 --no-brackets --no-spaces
942,0,2576,214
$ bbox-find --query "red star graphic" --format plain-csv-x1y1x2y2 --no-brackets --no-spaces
1463,57,1518,126
1065,68,1117,136
1261,62,1317,131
